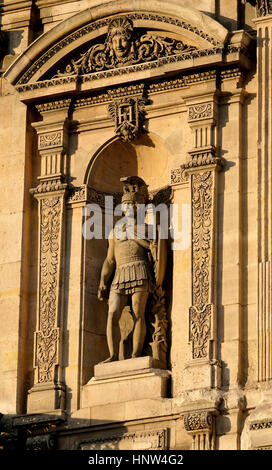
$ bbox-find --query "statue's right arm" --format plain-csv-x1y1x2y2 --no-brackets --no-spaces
98,238,115,301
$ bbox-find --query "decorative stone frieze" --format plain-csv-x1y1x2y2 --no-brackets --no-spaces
250,420,272,430
108,96,147,143
55,16,196,78
188,103,213,122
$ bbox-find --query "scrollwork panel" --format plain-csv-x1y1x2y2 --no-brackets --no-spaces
35,195,64,384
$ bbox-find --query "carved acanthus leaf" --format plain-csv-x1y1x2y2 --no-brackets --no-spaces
192,171,213,311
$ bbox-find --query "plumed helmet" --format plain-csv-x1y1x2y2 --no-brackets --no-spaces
120,176,149,205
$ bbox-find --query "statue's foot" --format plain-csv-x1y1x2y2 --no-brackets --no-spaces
131,353,140,359
100,355,118,364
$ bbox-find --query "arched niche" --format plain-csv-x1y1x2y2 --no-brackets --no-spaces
86,133,171,192
81,133,172,383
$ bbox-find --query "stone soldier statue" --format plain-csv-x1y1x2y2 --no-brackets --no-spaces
98,176,165,363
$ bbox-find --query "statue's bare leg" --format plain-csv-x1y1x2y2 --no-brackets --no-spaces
102,291,128,363
131,291,149,358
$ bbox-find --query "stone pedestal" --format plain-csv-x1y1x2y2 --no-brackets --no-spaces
81,357,170,408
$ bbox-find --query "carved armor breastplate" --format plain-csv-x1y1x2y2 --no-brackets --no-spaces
111,238,153,294
114,238,148,267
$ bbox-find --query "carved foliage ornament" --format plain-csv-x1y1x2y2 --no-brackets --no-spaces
192,171,212,311
188,103,213,122
257,0,272,15
190,171,213,359
36,197,62,383
55,16,196,77
77,429,167,450
184,412,213,433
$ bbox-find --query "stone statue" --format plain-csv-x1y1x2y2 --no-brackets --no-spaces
98,176,167,363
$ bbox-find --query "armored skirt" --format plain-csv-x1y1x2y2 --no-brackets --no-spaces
111,259,153,295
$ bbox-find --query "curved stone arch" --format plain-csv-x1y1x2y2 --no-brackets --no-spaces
83,135,119,186
4,0,228,86
84,131,173,194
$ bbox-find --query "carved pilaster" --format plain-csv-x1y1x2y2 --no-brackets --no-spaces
184,411,215,450
28,103,70,413
254,11,272,383
182,94,223,390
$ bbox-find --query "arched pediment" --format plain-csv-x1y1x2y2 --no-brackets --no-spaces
4,0,229,98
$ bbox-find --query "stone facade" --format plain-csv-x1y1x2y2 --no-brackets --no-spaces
0,0,272,451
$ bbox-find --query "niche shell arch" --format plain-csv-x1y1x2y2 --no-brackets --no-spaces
85,133,171,194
